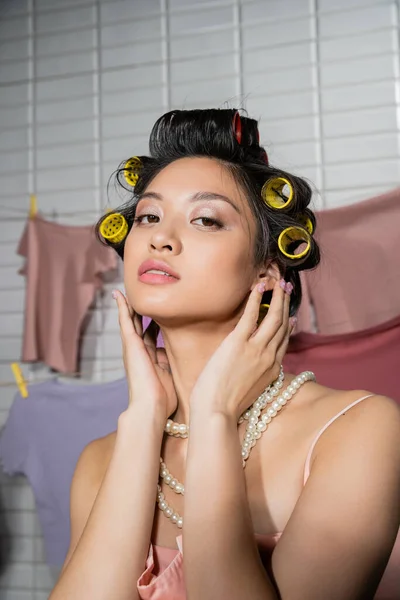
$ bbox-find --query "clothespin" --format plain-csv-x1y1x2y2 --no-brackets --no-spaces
29,194,37,219
10,363,29,398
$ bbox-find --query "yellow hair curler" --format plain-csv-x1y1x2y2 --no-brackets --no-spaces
261,177,294,210
257,303,270,325
124,156,142,186
278,226,311,260
297,213,314,235
99,212,128,244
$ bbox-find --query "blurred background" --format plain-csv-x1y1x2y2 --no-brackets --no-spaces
0,0,399,597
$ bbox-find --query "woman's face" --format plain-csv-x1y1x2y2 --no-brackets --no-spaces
123,157,261,327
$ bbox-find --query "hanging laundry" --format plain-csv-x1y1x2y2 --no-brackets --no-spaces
0,377,128,567
296,187,400,335
283,312,400,598
283,312,400,405
142,316,165,347
17,213,118,373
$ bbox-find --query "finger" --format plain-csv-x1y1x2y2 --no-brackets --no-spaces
275,311,296,366
250,278,286,342
258,280,291,351
129,304,144,338
143,319,159,363
132,309,144,338
118,292,143,338
156,347,171,372
113,290,138,339
235,280,273,339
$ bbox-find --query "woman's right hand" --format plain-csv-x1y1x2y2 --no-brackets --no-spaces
112,289,178,423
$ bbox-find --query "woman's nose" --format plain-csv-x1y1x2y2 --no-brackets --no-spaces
149,224,182,253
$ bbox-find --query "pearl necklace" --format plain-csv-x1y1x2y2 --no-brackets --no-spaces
156,368,316,529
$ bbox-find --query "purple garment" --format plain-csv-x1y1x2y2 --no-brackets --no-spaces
0,377,128,567
143,316,165,347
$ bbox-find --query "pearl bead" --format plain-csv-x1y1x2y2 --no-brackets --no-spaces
156,369,316,533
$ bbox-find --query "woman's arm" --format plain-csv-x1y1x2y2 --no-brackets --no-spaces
184,394,400,600
49,404,165,600
184,407,279,600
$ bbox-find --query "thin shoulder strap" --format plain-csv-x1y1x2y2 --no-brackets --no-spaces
303,394,375,485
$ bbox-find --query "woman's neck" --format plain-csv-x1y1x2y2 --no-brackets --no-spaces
160,324,231,424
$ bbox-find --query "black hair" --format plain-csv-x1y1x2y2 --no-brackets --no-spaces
95,108,321,317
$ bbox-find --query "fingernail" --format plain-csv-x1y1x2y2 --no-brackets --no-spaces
279,278,286,290
257,281,266,293
290,316,297,328
285,282,293,295
112,290,118,299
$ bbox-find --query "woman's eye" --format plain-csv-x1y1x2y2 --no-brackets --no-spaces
133,214,223,228
193,217,223,228
133,214,159,224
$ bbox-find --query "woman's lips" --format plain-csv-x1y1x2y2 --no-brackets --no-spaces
138,272,179,284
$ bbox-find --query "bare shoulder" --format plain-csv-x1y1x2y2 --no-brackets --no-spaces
271,387,400,599
86,430,118,480
310,386,400,467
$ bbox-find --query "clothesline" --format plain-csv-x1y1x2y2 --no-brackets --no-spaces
0,203,115,222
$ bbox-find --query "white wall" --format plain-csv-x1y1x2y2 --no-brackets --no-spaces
0,0,399,597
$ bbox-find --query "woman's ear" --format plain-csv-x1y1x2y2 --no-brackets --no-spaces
252,260,282,291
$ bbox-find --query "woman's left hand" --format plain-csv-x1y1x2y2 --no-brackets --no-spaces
190,278,295,422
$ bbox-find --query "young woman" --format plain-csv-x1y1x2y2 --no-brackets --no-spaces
49,109,400,600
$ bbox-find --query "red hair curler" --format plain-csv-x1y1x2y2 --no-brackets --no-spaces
233,111,242,144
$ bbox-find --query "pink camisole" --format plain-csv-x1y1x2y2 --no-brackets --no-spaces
136,394,399,599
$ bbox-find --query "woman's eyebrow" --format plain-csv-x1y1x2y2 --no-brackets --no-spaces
137,191,241,214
